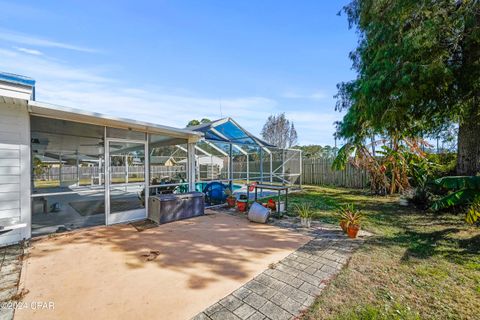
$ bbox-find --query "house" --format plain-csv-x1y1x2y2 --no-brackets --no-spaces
0,72,302,247
0,72,201,246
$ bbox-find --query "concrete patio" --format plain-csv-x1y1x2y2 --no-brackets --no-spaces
192,212,366,320
14,211,312,320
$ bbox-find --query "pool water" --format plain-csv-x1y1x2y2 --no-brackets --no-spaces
195,182,242,192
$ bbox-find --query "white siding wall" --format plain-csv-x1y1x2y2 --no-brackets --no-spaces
0,102,30,246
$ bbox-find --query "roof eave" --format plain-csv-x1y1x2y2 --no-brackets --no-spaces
28,100,202,141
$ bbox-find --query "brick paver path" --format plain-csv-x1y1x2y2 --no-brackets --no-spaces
192,215,365,320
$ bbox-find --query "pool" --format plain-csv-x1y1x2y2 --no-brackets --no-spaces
195,182,242,193
195,182,277,203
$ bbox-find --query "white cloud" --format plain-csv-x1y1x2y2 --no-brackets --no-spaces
281,89,329,101
0,29,98,53
0,47,276,132
14,47,43,56
0,43,339,145
286,111,342,145
0,48,110,83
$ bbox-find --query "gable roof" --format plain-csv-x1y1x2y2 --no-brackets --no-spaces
186,117,276,148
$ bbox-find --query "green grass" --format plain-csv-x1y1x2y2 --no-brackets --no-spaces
323,304,421,320
290,186,480,320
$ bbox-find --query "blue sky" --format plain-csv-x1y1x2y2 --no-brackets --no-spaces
0,0,357,145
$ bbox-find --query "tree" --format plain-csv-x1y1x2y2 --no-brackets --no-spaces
261,113,298,148
295,145,339,158
186,118,211,127
336,0,480,175
295,145,324,158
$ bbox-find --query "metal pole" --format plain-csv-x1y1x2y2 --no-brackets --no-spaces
270,150,273,183
229,144,233,190
59,153,62,186
270,152,273,183
259,148,263,183
124,154,128,192
145,137,149,214
299,150,303,189
76,151,80,186
246,153,250,184
98,157,102,186
187,142,196,192
211,155,214,180
227,153,230,182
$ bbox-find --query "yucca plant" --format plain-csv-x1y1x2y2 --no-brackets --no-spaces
295,202,313,218
294,202,313,227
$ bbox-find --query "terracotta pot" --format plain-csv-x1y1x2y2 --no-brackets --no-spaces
340,221,347,233
237,200,248,212
226,197,236,207
267,199,276,211
347,225,360,238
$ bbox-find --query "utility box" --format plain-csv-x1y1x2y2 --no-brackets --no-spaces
148,192,205,224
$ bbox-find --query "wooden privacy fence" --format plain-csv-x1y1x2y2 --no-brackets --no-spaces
302,158,369,188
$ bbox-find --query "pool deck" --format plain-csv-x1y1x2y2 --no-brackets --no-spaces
15,211,311,320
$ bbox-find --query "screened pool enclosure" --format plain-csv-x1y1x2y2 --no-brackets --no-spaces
29,113,300,236
0,71,303,245
188,118,302,193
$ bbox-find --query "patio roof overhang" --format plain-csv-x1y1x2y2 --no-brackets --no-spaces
28,100,203,142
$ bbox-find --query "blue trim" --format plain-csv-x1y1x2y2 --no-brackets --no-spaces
0,72,35,87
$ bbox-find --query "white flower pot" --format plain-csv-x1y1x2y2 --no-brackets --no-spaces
300,217,311,228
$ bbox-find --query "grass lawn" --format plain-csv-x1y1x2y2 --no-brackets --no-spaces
286,186,480,320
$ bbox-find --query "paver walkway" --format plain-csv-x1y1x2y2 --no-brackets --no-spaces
0,245,24,320
192,214,366,320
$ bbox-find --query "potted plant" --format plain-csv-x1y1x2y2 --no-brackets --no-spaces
225,188,236,207
266,199,276,211
338,204,351,232
295,203,313,228
237,194,249,212
339,204,362,238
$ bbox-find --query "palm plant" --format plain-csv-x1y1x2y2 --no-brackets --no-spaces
332,136,430,195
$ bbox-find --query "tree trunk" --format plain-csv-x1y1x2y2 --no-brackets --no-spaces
456,107,480,175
